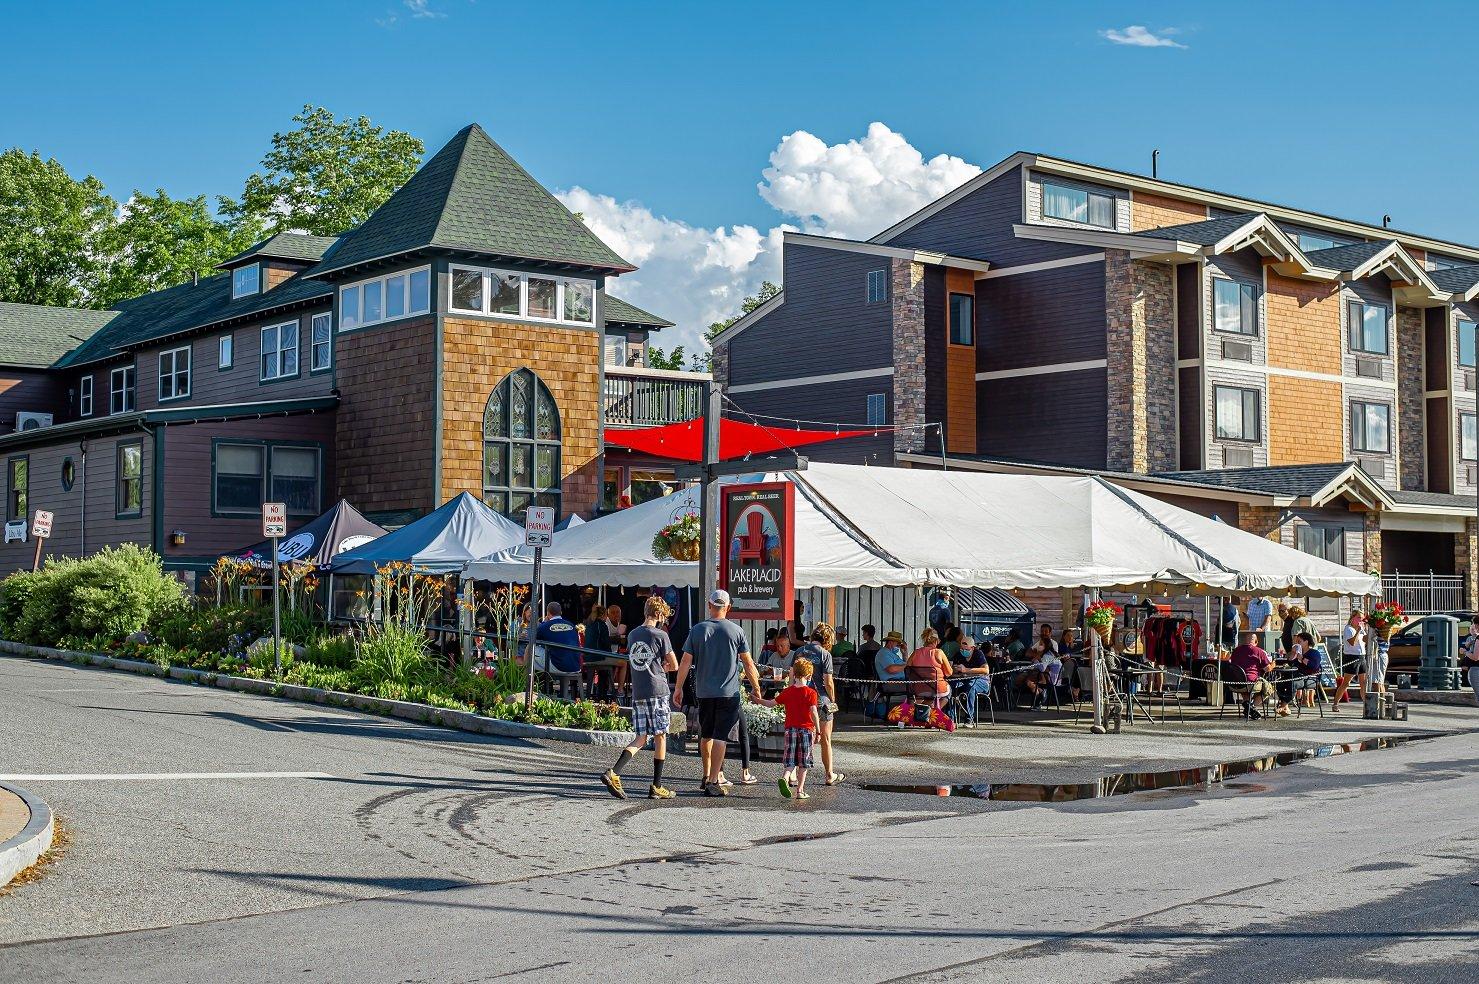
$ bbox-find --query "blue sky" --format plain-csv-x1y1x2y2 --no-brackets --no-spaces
6,0,1479,350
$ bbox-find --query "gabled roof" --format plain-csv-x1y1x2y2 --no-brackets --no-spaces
218,232,341,269
305,123,634,279
1156,462,1393,510
1301,240,1391,271
604,295,673,329
0,302,118,368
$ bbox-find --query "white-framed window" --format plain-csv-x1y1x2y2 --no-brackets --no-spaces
866,393,887,426
231,263,260,299
1214,385,1260,442
1347,300,1389,355
219,333,233,370
1296,231,1336,253
1041,179,1115,228
260,320,299,381
311,313,332,372
448,263,595,326
1350,400,1391,454
339,266,430,331
109,366,135,414
158,345,191,402
1458,318,1476,369
1460,412,1476,462
78,375,93,417
866,269,887,304
1213,278,1259,336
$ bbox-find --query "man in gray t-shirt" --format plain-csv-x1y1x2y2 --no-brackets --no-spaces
675,590,761,797
627,624,673,701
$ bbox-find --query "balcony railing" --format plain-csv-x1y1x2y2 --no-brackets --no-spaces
1381,572,1469,615
603,365,709,428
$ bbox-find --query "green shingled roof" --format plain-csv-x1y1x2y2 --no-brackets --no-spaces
604,295,673,329
305,123,634,279
218,232,341,269
0,302,118,368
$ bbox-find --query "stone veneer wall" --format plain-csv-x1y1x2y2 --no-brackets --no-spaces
710,341,729,393
891,258,926,454
1396,306,1426,490
1104,250,1176,473
1362,510,1382,575
1459,517,1478,607
1236,503,1284,541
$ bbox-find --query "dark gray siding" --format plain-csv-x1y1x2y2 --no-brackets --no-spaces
725,381,894,464
976,261,1107,371
882,166,1098,267
725,242,893,387
1178,365,1201,469
977,368,1108,468
0,369,66,433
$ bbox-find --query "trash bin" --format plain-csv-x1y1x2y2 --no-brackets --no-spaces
1418,615,1461,690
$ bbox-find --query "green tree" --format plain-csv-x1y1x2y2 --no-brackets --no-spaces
219,105,424,237
689,280,782,371
0,149,116,307
99,190,263,305
645,344,687,371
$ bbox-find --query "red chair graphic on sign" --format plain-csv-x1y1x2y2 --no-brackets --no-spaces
737,510,766,565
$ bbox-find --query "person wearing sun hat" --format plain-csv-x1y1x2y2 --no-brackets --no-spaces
875,630,907,680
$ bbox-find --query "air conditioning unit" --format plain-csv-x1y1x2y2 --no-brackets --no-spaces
15,411,53,431
1221,339,1254,362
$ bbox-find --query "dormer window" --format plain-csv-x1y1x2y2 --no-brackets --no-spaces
232,263,261,299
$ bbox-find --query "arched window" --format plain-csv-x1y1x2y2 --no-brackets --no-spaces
483,368,561,520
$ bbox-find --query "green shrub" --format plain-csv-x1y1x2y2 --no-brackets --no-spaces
303,633,355,669
157,604,272,655
353,624,432,689
0,544,185,646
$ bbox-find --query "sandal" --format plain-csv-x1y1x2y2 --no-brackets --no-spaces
826,772,845,786
738,773,759,785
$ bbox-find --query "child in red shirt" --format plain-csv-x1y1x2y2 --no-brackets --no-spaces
765,656,820,799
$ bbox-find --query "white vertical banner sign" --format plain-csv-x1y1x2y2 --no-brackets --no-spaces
262,503,288,678
523,507,556,709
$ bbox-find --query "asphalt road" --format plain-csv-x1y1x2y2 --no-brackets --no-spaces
2,654,1477,983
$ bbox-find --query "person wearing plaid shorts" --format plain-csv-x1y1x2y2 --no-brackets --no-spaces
764,657,821,800
601,597,679,800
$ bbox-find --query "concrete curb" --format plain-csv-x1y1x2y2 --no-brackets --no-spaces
0,781,54,890
1395,687,1478,707
0,640,638,748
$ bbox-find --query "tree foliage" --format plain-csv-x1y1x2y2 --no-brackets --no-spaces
706,280,780,342
0,149,116,307
218,105,424,237
645,344,688,371
98,190,263,306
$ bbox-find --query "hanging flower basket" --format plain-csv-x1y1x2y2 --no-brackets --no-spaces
653,513,702,562
1369,602,1404,641
1085,600,1123,642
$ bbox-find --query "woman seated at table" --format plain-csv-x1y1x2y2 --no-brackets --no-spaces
951,635,992,726
1057,627,1083,701
1019,642,1063,711
907,628,953,709
1277,631,1326,711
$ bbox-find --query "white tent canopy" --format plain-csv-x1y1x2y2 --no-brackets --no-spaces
462,463,1377,597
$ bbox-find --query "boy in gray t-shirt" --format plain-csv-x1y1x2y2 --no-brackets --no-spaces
601,597,680,801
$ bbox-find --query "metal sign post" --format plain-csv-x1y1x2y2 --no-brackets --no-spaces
523,506,556,710
262,503,288,678
29,510,53,572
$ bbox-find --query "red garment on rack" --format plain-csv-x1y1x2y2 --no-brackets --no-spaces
1141,616,1202,668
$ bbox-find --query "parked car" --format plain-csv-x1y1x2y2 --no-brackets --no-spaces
1383,612,1474,683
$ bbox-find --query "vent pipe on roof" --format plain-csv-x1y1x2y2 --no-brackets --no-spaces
1151,149,1159,179
1382,214,1392,229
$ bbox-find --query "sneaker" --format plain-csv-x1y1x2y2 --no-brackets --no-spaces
648,784,676,800
778,775,792,798
600,771,626,800
702,781,728,797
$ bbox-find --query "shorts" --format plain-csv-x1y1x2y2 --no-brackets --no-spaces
697,694,742,742
630,695,671,736
816,701,835,723
783,727,815,769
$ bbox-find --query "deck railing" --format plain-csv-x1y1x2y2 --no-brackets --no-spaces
603,365,708,428
1381,572,1468,614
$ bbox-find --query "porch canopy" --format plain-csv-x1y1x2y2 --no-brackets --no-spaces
224,499,387,570
462,462,1376,597
331,492,525,575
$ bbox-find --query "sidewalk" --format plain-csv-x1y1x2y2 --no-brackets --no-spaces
0,781,54,889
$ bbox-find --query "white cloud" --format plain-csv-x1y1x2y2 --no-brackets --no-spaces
1101,25,1185,48
758,122,980,240
404,0,445,18
558,123,981,358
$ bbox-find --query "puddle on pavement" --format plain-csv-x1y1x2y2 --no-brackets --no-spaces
858,735,1422,803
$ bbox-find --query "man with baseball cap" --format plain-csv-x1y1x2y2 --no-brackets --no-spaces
674,589,762,797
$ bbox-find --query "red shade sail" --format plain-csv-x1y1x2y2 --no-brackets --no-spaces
603,417,878,462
